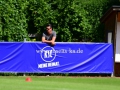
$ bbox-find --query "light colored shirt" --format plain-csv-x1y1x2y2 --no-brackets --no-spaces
42,31,56,41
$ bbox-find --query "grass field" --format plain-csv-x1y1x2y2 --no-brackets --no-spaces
0,76,120,90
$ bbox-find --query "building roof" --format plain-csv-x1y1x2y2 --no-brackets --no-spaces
100,6,120,23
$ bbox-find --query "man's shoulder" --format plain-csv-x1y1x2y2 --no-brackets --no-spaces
42,32,48,37
43,31,56,35
52,31,56,34
43,31,47,34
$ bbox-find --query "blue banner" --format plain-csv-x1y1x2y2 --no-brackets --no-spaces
0,42,113,73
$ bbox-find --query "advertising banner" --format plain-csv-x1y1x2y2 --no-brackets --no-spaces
0,42,113,73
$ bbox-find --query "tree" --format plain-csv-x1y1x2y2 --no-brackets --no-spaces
1,0,120,42
0,0,28,41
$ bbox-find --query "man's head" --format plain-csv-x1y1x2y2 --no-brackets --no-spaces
46,24,52,34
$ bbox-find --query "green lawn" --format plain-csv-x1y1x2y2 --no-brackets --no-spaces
0,76,120,90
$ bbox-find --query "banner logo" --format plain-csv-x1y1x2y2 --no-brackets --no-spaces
36,45,84,68
40,46,56,62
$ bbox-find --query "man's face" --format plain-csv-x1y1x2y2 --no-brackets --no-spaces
46,26,52,34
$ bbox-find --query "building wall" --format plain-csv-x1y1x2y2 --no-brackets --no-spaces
104,12,117,76
101,10,120,77
116,22,120,62
114,12,120,77
105,12,116,43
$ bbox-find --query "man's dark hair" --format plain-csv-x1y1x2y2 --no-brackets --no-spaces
46,24,52,28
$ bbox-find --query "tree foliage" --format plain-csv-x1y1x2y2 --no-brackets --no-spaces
0,0,120,42
0,0,28,41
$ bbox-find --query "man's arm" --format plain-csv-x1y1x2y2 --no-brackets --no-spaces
42,32,52,43
42,37,52,43
50,31,56,45
42,36,56,43
42,31,56,45
51,36,56,42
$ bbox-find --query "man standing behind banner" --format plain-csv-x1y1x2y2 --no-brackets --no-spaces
42,24,56,45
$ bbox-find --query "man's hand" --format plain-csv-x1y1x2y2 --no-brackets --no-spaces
51,41,55,46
